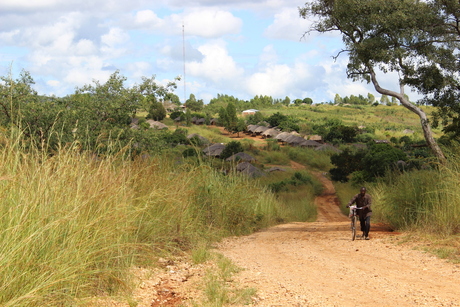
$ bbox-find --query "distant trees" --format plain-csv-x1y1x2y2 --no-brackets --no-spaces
185,94,204,111
0,70,178,152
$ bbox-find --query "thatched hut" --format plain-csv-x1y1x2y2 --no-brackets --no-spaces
203,143,226,157
226,152,256,163
275,132,292,143
236,162,266,178
195,118,206,125
246,125,258,135
262,128,281,139
299,139,322,148
146,119,168,130
254,126,270,136
284,135,305,146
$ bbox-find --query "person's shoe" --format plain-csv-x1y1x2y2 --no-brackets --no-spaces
365,236,370,240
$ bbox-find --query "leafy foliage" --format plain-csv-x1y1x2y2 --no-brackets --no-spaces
220,141,244,160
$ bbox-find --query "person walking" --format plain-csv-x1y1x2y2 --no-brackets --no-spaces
346,187,372,240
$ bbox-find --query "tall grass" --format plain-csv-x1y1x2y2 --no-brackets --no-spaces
373,156,460,235
0,132,281,306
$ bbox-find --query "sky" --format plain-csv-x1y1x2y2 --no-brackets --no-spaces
0,0,415,104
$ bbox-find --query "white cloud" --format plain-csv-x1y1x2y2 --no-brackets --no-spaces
101,27,129,47
259,45,278,66
183,9,242,38
246,64,291,97
75,39,97,56
0,0,60,10
264,8,312,41
132,10,164,28
187,40,244,83
47,80,60,87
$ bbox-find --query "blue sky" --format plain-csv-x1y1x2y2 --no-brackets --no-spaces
0,0,414,104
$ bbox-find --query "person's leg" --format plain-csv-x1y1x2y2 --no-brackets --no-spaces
364,216,371,238
359,216,366,237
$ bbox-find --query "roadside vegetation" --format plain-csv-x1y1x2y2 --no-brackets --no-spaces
2,62,460,304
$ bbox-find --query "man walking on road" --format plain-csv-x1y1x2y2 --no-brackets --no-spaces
346,187,372,240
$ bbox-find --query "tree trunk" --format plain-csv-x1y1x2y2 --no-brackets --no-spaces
369,69,446,164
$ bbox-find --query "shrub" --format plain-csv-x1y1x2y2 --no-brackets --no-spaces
220,141,244,159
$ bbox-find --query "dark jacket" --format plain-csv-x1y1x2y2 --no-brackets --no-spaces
347,193,372,218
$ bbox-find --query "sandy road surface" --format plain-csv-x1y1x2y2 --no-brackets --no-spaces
217,172,460,306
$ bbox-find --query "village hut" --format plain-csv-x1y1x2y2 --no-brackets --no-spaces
246,125,258,135
284,135,305,146
374,139,390,144
254,126,270,136
187,133,210,145
195,118,206,125
248,125,262,136
275,132,292,143
299,139,322,148
209,118,218,125
403,129,414,134
146,119,168,130
262,128,281,139
203,143,226,158
226,152,256,163
236,162,266,178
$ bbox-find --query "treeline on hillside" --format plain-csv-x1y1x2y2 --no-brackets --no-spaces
0,69,384,155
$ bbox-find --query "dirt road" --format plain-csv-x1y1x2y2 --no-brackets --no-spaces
217,172,460,306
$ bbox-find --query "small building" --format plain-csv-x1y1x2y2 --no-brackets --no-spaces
203,143,226,158
146,119,168,130
226,152,256,163
242,109,259,116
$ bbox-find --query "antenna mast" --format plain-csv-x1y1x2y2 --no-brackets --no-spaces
182,22,186,104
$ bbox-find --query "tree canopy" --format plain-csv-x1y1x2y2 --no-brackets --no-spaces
299,0,457,163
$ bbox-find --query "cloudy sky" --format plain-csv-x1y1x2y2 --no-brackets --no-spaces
0,0,410,104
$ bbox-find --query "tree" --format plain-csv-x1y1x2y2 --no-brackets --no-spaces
266,112,287,127
362,144,407,178
282,96,291,106
228,118,247,137
220,141,244,160
329,148,366,182
137,75,179,113
0,70,72,148
334,94,343,105
185,94,203,111
302,97,313,105
146,99,166,121
218,106,228,127
380,95,390,105
367,93,375,104
300,0,447,163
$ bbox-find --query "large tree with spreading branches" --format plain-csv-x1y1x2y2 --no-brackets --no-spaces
300,0,460,163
